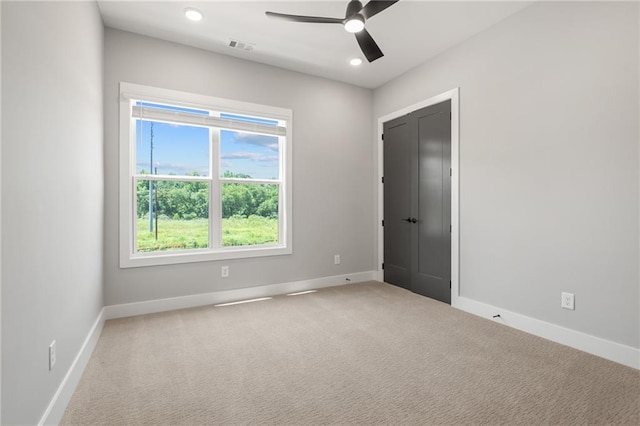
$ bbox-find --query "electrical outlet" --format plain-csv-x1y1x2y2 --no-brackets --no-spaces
49,340,57,371
221,266,229,278
561,292,575,310
334,254,341,265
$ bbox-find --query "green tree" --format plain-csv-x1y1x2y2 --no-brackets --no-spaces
136,171,278,221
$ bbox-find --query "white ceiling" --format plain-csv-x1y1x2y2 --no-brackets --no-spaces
97,1,532,89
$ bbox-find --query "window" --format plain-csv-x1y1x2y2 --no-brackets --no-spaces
119,83,292,267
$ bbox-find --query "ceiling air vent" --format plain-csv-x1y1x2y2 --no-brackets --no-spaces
228,39,255,52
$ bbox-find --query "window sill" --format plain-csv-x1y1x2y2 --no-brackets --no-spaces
120,244,292,268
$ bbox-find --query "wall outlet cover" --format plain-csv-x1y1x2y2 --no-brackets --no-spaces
561,292,575,310
49,340,57,371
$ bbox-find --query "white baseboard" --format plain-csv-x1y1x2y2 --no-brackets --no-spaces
105,271,376,320
39,308,106,425
452,296,639,370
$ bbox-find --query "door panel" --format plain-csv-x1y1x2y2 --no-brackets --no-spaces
413,103,451,303
418,176,443,276
383,100,452,304
383,118,412,289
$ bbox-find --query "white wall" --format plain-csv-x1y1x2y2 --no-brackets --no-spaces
1,2,104,424
104,29,374,306
0,1,3,421
374,1,639,349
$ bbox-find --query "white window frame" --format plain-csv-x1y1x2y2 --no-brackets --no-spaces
119,82,293,268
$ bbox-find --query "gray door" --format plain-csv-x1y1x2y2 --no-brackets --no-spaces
383,100,451,304
382,116,412,290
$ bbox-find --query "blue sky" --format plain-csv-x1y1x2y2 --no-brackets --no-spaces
135,106,280,180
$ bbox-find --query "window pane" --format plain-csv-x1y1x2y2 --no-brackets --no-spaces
137,101,209,116
135,119,210,177
221,183,279,247
135,180,209,252
220,129,280,180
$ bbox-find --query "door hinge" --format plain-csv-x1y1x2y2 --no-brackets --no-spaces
450,280,452,289
382,134,385,141
450,224,452,232
381,220,384,227
450,112,452,120
381,176,384,184
382,263,385,270
450,168,452,176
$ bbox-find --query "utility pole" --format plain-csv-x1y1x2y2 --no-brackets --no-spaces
149,122,154,232
155,166,159,241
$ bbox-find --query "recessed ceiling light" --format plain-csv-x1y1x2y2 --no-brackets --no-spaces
350,58,363,66
184,8,203,22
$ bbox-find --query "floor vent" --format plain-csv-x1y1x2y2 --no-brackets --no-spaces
228,39,255,52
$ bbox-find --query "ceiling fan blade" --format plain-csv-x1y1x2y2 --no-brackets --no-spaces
355,28,384,62
265,11,343,24
361,0,399,20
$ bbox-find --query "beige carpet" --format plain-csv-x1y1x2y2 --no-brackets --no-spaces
62,281,639,425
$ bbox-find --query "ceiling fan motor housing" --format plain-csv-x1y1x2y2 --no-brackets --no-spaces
346,0,365,19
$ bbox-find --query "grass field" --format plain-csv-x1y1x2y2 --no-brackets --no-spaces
136,216,278,252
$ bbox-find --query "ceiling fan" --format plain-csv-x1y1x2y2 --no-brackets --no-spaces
265,0,399,63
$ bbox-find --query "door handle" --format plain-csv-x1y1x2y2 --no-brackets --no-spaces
402,217,412,222
411,218,417,223
402,217,418,223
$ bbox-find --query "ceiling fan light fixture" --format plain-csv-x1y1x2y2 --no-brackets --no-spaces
344,15,365,33
350,58,363,66
184,8,203,22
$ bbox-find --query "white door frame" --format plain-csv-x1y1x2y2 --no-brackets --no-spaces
376,88,460,305
0,2,4,418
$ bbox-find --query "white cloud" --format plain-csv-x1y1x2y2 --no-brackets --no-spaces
232,133,279,152
221,153,278,163
136,161,209,176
